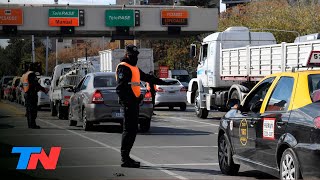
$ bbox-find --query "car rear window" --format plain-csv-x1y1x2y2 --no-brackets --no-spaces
94,76,117,88
308,74,320,102
163,79,180,85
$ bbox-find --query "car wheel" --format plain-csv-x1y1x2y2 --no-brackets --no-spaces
218,134,240,175
140,118,151,132
280,148,301,180
169,106,174,111
195,90,208,119
180,104,187,111
82,109,92,131
50,101,57,116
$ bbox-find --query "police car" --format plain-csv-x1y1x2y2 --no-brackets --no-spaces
218,51,320,180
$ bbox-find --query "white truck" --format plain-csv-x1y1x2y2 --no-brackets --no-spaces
187,26,320,118
49,63,72,120
99,48,154,74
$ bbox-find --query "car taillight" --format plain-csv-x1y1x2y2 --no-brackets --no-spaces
64,96,70,100
64,100,69,106
180,87,187,92
157,87,164,92
92,90,104,104
143,91,152,104
314,117,320,129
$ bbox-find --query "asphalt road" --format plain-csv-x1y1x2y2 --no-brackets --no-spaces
0,100,277,180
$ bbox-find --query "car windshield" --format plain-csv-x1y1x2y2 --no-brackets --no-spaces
163,79,180,85
173,75,190,83
308,74,320,102
94,76,117,88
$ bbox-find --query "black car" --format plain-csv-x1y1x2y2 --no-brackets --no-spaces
218,71,320,180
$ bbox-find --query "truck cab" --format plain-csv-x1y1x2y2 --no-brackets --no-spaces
188,27,276,118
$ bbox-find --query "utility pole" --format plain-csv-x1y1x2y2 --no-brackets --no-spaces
32,35,35,63
45,36,49,76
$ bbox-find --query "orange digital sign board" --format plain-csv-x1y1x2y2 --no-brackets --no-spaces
161,10,188,26
0,9,23,25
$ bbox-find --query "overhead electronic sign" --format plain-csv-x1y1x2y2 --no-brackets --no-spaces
161,9,188,26
49,9,84,26
0,9,23,25
105,10,135,27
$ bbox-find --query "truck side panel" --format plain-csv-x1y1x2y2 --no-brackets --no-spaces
221,41,320,80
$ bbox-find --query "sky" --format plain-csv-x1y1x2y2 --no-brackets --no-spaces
0,0,226,47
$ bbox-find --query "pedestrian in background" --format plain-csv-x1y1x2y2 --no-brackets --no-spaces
21,66,47,129
116,44,174,168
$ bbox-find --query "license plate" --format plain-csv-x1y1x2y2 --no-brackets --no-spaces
169,91,175,93
113,108,124,118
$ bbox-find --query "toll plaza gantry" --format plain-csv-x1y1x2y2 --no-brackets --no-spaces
0,4,218,40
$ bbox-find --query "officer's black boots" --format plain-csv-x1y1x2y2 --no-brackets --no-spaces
121,151,140,168
121,159,140,168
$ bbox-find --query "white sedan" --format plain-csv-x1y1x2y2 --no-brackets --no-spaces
154,78,187,111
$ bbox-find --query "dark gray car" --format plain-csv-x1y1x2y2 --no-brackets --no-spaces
68,72,153,132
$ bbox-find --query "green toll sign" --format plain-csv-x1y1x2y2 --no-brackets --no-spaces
105,10,135,27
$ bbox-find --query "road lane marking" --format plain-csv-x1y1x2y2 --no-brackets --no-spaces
164,117,220,127
56,163,219,168
60,146,218,150
39,119,188,180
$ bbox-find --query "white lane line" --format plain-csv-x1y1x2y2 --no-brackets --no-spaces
61,146,218,150
39,119,188,180
57,163,219,168
141,133,216,135
165,117,220,127
154,125,212,128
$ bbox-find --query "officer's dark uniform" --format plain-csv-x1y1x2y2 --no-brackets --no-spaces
21,70,46,129
116,45,171,168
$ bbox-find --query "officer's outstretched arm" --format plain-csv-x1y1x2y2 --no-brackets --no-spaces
139,69,171,85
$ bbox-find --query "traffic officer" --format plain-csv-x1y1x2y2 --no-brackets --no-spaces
116,44,173,168
21,66,46,129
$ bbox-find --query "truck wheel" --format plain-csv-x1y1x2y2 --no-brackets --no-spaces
195,91,208,119
50,101,57,116
230,90,240,100
218,134,240,175
82,109,93,131
140,118,151,132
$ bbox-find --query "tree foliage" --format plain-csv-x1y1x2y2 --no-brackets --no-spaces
219,0,320,43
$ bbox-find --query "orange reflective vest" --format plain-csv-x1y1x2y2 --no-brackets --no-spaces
116,62,141,98
21,71,33,93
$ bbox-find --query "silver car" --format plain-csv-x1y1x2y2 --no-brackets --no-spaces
154,78,187,111
68,72,153,132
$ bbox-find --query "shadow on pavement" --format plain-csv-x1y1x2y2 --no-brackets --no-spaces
140,166,277,179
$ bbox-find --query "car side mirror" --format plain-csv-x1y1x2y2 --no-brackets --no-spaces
227,99,240,109
250,100,263,113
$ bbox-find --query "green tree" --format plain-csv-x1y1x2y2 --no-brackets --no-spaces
219,0,320,43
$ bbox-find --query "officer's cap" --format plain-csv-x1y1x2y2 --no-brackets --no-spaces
125,44,139,56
